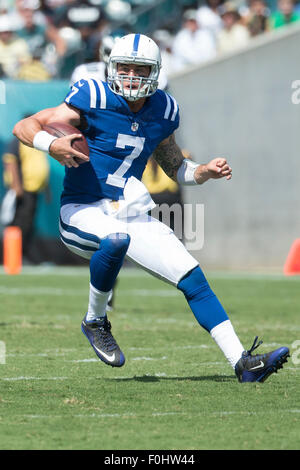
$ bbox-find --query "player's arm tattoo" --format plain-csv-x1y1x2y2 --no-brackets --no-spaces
152,134,184,181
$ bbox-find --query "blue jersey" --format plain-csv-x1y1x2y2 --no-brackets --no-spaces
61,79,179,205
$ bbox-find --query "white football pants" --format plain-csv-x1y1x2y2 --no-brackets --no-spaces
59,199,198,286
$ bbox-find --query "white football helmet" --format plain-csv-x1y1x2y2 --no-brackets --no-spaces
107,33,161,101
99,35,120,64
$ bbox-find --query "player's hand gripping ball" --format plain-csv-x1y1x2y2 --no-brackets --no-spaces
43,122,89,164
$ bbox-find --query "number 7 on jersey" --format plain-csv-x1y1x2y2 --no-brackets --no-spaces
106,133,145,189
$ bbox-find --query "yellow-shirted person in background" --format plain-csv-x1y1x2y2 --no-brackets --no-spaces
142,157,179,194
2,135,49,263
142,150,193,233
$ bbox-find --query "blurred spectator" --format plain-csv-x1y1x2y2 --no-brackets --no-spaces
172,9,216,72
243,0,270,37
5,0,69,78
0,0,14,13
39,0,78,24
57,0,107,64
15,0,48,25
16,0,66,59
217,2,250,54
151,29,175,88
142,156,183,236
57,25,83,78
1,132,50,263
17,4,48,57
196,0,224,40
104,0,131,23
269,0,300,29
16,51,51,80
0,14,32,78
142,149,194,238
69,34,118,85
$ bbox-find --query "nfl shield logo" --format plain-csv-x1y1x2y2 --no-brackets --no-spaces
131,122,139,132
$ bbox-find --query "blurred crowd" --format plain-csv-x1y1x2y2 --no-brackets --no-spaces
0,0,299,81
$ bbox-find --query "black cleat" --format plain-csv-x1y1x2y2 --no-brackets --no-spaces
81,314,125,367
235,336,289,383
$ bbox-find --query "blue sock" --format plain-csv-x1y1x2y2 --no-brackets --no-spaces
90,233,130,292
177,266,229,332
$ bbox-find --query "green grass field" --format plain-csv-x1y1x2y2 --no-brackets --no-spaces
0,266,299,450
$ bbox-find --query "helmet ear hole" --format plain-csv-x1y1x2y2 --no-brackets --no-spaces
107,34,161,101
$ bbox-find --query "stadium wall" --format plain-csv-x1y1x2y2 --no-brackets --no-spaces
169,24,300,271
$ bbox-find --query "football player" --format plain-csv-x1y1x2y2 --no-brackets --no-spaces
69,35,116,87
13,33,289,382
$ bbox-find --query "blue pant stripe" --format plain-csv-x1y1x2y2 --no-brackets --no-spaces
60,232,98,252
59,216,101,245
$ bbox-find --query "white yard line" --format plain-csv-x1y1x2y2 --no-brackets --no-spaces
1,266,299,282
0,286,179,297
6,409,300,421
1,376,68,381
2,365,299,382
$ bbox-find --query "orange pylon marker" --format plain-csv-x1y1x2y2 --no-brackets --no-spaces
3,226,22,275
283,238,300,275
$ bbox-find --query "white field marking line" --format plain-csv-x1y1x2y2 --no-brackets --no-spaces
70,358,98,363
0,286,180,297
0,266,91,276
68,361,300,370
2,344,216,361
128,344,211,350
258,325,300,332
126,289,180,297
0,286,83,296
205,271,300,281
2,365,298,382
1,265,299,282
155,318,182,324
7,353,68,358
6,344,213,359
131,356,168,361
4,284,298,297
70,356,169,363
11,409,300,421
3,365,298,383
8,347,300,363
0,266,149,277
6,348,78,357
0,266,162,279
1,376,68,381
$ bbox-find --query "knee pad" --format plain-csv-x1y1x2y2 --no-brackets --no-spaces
90,233,130,292
177,266,211,301
100,233,131,258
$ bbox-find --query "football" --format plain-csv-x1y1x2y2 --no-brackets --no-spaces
43,122,89,164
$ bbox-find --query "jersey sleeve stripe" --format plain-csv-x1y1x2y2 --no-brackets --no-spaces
95,79,107,109
87,79,97,108
164,93,171,119
170,96,178,121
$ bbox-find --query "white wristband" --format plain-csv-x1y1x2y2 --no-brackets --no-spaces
33,130,58,152
176,158,199,185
